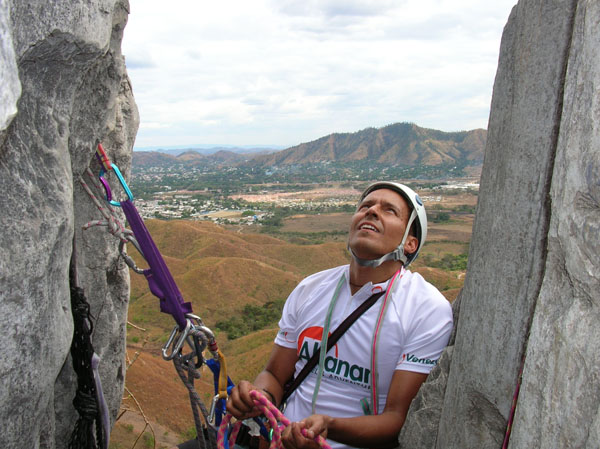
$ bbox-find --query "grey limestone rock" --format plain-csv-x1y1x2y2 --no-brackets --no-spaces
400,0,600,448
0,1,138,448
399,346,454,449
0,0,20,142
436,0,578,446
398,295,461,448
509,0,600,446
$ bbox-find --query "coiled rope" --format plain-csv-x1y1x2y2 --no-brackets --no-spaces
172,329,216,449
217,390,331,449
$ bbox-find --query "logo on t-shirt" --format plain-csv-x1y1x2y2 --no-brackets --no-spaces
298,327,338,358
401,353,438,366
297,326,371,388
278,330,296,344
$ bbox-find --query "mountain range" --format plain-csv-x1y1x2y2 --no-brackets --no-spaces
133,145,284,156
250,122,486,166
132,122,486,169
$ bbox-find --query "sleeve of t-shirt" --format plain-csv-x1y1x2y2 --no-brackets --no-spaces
274,283,303,349
396,296,453,374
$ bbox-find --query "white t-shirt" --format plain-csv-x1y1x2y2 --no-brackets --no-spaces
274,265,453,449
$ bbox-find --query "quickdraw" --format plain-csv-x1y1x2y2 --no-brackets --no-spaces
217,390,332,449
80,143,231,448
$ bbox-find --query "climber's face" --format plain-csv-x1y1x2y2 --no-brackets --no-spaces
348,188,417,260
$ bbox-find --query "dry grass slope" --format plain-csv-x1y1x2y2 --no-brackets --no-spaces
126,220,350,340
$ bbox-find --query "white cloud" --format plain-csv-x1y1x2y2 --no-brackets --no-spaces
123,0,516,148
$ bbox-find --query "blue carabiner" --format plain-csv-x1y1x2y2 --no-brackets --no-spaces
96,143,134,207
98,164,134,207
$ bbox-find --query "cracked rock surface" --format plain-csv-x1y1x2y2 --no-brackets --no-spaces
0,1,138,448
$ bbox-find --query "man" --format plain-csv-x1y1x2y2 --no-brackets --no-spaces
227,182,453,449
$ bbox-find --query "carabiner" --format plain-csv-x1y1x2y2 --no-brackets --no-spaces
185,314,219,357
95,143,134,207
161,314,218,364
207,394,222,429
99,165,134,207
161,319,193,360
118,240,145,275
187,315,217,342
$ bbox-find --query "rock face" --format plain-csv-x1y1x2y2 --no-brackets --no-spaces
400,0,600,447
508,0,600,446
0,1,138,448
0,0,20,142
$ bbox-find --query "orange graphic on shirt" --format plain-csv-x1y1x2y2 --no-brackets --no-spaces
298,326,338,359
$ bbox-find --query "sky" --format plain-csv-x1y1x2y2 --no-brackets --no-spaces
122,0,517,150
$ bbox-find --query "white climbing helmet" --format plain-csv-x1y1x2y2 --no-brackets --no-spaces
350,181,428,267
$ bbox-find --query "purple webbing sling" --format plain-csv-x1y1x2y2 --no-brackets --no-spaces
121,199,192,329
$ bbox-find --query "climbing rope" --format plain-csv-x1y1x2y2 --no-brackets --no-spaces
173,352,216,449
79,167,130,242
502,359,524,448
217,390,332,449
68,248,110,449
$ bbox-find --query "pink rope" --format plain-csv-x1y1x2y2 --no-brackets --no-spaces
370,267,403,415
217,390,331,449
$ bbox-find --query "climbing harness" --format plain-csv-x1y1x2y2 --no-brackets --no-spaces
79,143,230,449
218,390,332,449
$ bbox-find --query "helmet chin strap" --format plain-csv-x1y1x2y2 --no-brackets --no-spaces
350,210,417,268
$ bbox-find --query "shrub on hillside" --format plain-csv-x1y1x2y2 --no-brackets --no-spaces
423,253,468,271
431,212,451,223
216,299,285,339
